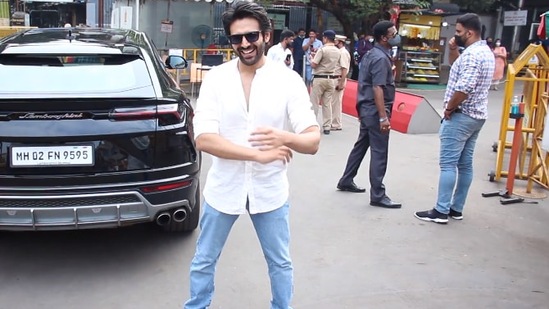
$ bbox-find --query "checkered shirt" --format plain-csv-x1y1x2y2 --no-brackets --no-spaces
444,40,495,119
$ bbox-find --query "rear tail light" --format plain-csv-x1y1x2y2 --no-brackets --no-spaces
140,180,193,193
110,103,183,125
110,106,157,120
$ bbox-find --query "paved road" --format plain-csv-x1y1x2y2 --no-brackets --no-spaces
0,83,547,309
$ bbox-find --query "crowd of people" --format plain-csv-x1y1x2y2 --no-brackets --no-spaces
265,26,375,136
185,1,498,307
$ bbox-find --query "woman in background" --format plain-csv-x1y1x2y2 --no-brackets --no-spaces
491,38,507,90
486,37,493,49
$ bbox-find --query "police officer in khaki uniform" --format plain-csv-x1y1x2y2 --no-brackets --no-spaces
331,34,351,131
310,30,341,135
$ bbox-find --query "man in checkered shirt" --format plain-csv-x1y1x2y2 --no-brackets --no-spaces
415,13,495,224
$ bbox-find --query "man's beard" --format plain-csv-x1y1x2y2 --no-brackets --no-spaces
236,41,265,66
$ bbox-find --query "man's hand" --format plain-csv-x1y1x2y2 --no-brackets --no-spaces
249,127,287,150
448,36,457,50
379,119,391,134
255,146,293,164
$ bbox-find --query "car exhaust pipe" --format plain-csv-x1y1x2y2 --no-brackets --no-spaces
172,208,188,223
156,212,171,226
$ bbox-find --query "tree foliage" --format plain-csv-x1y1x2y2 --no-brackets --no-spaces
259,0,429,47
450,0,495,13
308,0,388,35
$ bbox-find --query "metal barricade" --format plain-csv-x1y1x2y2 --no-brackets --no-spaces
490,44,549,195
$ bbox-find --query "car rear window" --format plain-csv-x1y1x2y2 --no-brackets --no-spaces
0,54,155,97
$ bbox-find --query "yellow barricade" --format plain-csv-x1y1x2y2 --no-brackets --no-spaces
491,44,549,193
0,26,36,39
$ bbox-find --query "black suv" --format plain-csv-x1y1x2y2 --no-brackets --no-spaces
0,27,200,232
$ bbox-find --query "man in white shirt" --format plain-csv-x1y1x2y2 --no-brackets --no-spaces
184,2,320,309
332,34,351,131
267,29,295,69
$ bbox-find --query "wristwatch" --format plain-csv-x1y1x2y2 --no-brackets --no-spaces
379,117,388,122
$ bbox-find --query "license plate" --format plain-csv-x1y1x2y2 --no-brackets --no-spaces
10,145,94,167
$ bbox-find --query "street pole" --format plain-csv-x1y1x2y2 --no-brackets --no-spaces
495,7,503,40
511,0,524,57
135,0,140,30
98,0,104,27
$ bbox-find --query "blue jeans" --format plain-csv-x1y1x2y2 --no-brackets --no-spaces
305,64,313,86
435,113,485,214
184,202,293,309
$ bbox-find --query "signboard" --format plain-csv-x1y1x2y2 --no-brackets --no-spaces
393,0,421,4
169,49,183,56
267,13,286,30
161,20,173,33
504,10,528,26
119,6,133,30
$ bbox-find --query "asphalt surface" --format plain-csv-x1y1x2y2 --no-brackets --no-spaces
0,81,547,309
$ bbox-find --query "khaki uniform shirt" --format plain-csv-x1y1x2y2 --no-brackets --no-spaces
335,46,351,76
311,44,341,75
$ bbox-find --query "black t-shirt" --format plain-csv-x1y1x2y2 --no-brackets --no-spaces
356,45,395,116
292,36,305,59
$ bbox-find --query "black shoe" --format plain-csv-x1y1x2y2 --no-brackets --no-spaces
323,129,330,135
337,182,366,193
370,197,402,208
414,208,448,224
449,208,463,220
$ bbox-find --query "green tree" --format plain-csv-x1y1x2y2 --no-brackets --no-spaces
260,0,429,47
450,0,496,13
307,0,386,38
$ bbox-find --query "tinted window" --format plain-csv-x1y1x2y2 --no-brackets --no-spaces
0,54,155,97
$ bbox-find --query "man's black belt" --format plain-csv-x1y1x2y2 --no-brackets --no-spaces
313,74,340,79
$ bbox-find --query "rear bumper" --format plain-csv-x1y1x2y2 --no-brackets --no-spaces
0,175,198,231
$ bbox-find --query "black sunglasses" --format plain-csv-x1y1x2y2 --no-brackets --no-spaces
228,31,261,45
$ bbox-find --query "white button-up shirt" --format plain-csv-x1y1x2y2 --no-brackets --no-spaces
193,58,318,215
266,42,294,69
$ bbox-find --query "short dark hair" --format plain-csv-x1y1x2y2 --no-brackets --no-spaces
456,13,482,33
308,29,317,34
280,29,295,42
372,21,394,41
222,2,272,36
297,28,305,32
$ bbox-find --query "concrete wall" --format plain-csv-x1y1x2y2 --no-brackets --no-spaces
112,0,214,50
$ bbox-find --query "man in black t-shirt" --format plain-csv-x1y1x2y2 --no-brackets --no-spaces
292,28,306,76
